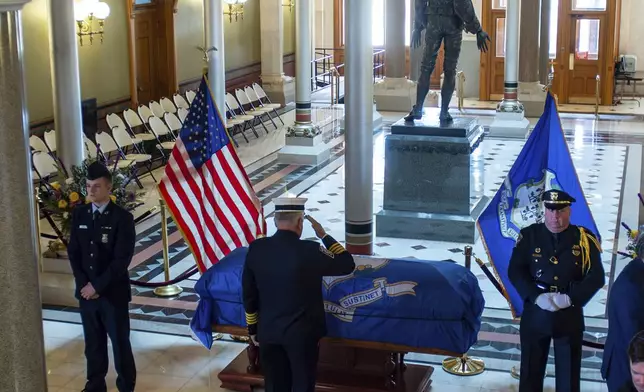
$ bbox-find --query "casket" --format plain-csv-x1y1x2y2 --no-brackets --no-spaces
191,247,485,391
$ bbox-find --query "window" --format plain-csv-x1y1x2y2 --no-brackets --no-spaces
574,18,600,60
495,18,506,57
549,0,559,59
369,0,411,46
572,0,606,11
493,0,507,10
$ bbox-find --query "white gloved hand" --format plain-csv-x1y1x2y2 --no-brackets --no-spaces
551,293,572,309
250,334,259,346
535,293,559,312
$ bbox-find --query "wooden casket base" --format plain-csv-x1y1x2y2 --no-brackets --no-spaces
218,341,434,392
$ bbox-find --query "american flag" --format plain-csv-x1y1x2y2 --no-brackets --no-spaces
159,77,265,273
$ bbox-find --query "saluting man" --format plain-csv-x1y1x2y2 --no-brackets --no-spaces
508,189,605,392
242,197,356,392
67,161,137,392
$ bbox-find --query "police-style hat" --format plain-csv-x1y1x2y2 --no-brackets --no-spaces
542,189,575,210
273,197,307,213
86,161,112,182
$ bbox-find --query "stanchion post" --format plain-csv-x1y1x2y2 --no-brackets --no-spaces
464,245,472,271
457,71,465,112
153,199,184,297
33,188,43,273
330,66,336,106
595,74,601,119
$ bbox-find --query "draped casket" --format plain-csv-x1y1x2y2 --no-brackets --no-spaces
191,247,485,391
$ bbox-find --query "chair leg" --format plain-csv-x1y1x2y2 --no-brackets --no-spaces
263,110,278,129
274,109,285,125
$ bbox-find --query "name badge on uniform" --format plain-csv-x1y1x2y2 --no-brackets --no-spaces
101,233,109,243
79,225,88,229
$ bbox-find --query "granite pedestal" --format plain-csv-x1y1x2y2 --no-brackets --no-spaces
376,111,488,243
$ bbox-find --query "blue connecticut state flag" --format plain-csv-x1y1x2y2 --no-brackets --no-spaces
477,93,601,318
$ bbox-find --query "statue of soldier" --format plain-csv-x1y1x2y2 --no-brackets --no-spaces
404,0,491,124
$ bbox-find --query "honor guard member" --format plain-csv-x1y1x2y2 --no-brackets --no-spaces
508,189,605,392
67,161,137,392
242,197,356,392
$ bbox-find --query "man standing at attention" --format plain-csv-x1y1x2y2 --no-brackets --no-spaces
242,197,356,392
67,161,137,392
508,189,605,392
602,231,644,391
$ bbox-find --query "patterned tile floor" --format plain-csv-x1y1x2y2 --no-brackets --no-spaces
43,109,644,388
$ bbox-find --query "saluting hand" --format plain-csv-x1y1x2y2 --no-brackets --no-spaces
305,215,326,239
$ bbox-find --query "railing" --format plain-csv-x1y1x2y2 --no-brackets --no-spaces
311,48,386,94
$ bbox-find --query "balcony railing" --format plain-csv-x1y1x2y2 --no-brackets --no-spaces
310,48,386,93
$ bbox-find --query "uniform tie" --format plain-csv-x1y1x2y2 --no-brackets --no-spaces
93,210,101,221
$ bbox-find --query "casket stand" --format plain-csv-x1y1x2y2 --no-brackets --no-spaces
214,324,456,391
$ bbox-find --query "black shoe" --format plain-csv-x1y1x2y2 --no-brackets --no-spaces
404,105,423,122
439,109,453,124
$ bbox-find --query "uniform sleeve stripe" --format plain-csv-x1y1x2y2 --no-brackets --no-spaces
245,312,258,324
329,243,345,254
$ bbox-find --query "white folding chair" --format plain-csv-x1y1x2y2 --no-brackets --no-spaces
253,82,284,109
235,88,276,130
107,113,149,148
149,117,176,157
44,130,57,153
185,90,196,104
31,150,59,182
137,105,156,125
173,93,190,110
149,100,166,118
163,112,182,138
29,135,50,154
226,92,264,136
245,85,283,125
111,125,157,184
160,97,178,114
177,107,189,123
94,132,136,171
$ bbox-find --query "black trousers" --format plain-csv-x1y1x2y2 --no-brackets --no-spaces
519,306,583,392
80,298,136,392
260,340,319,392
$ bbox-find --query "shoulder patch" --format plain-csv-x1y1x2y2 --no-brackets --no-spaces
319,245,335,258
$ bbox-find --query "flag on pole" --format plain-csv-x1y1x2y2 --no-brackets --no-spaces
159,76,265,273
477,93,600,318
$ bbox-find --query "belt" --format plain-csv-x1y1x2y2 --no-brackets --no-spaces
536,282,568,294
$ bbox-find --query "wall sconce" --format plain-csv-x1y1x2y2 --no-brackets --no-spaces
74,0,111,46
223,0,247,23
283,0,294,12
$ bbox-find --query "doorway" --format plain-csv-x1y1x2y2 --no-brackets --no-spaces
127,0,178,107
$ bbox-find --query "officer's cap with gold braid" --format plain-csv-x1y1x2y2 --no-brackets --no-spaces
542,189,576,211
273,197,307,213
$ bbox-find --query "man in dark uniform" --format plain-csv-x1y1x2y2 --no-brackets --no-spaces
508,189,605,392
242,197,356,392
602,231,644,392
623,331,644,392
67,161,137,392
405,0,490,123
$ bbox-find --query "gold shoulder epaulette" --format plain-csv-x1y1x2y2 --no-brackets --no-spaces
578,227,601,275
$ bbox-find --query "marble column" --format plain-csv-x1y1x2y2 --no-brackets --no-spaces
259,0,294,106
344,0,373,255
518,0,547,117
489,0,529,137
204,0,226,123
0,1,49,391
374,0,416,111
49,0,85,172
539,0,551,86
287,0,318,136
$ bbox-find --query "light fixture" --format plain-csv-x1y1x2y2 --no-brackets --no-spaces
223,0,247,23
74,0,111,46
282,0,294,12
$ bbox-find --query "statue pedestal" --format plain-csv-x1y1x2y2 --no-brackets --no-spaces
374,77,416,112
375,110,488,243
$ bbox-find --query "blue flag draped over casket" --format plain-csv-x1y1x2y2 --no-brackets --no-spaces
190,248,485,354
477,93,600,318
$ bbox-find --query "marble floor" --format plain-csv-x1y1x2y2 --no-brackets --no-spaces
40,103,644,391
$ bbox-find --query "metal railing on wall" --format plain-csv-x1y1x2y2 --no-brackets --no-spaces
310,48,386,94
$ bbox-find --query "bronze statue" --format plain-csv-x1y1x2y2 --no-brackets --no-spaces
405,0,490,124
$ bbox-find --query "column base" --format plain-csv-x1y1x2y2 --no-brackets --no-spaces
518,82,548,117
39,257,78,307
260,75,296,106
278,133,331,165
489,100,530,139
374,77,416,112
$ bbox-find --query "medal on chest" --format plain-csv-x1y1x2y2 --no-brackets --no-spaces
101,233,109,244
572,244,581,257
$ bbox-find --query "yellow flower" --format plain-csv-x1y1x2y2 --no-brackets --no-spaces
58,200,68,209
51,182,61,190
110,195,117,202
630,230,639,240
69,192,80,203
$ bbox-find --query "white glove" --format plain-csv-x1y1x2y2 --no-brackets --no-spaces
551,293,572,309
535,293,559,312
250,334,259,346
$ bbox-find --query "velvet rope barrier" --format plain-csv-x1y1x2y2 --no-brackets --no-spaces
128,265,199,288
472,255,605,350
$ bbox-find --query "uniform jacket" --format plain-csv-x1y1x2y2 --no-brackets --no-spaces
601,258,644,390
508,223,604,332
414,0,482,35
67,202,136,303
242,230,356,344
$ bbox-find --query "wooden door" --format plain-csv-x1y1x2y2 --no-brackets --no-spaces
132,0,177,105
480,0,506,101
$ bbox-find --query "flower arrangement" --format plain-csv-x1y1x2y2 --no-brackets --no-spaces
38,155,143,242
617,193,644,259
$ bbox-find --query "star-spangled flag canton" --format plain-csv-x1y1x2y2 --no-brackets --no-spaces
159,76,264,273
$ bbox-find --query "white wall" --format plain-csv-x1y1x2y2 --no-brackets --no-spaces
619,0,644,71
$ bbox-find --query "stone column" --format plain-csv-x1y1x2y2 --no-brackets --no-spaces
204,0,226,123
374,0,416,111
0,1,49,391
489,0,529,137
539,0,551,86
344,0,373,255
259,0,294,106
49,0,85,172
287,0,317,136
518,0,547,117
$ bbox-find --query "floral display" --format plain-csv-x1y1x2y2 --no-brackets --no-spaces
617,193,644,259
38,156,142,242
